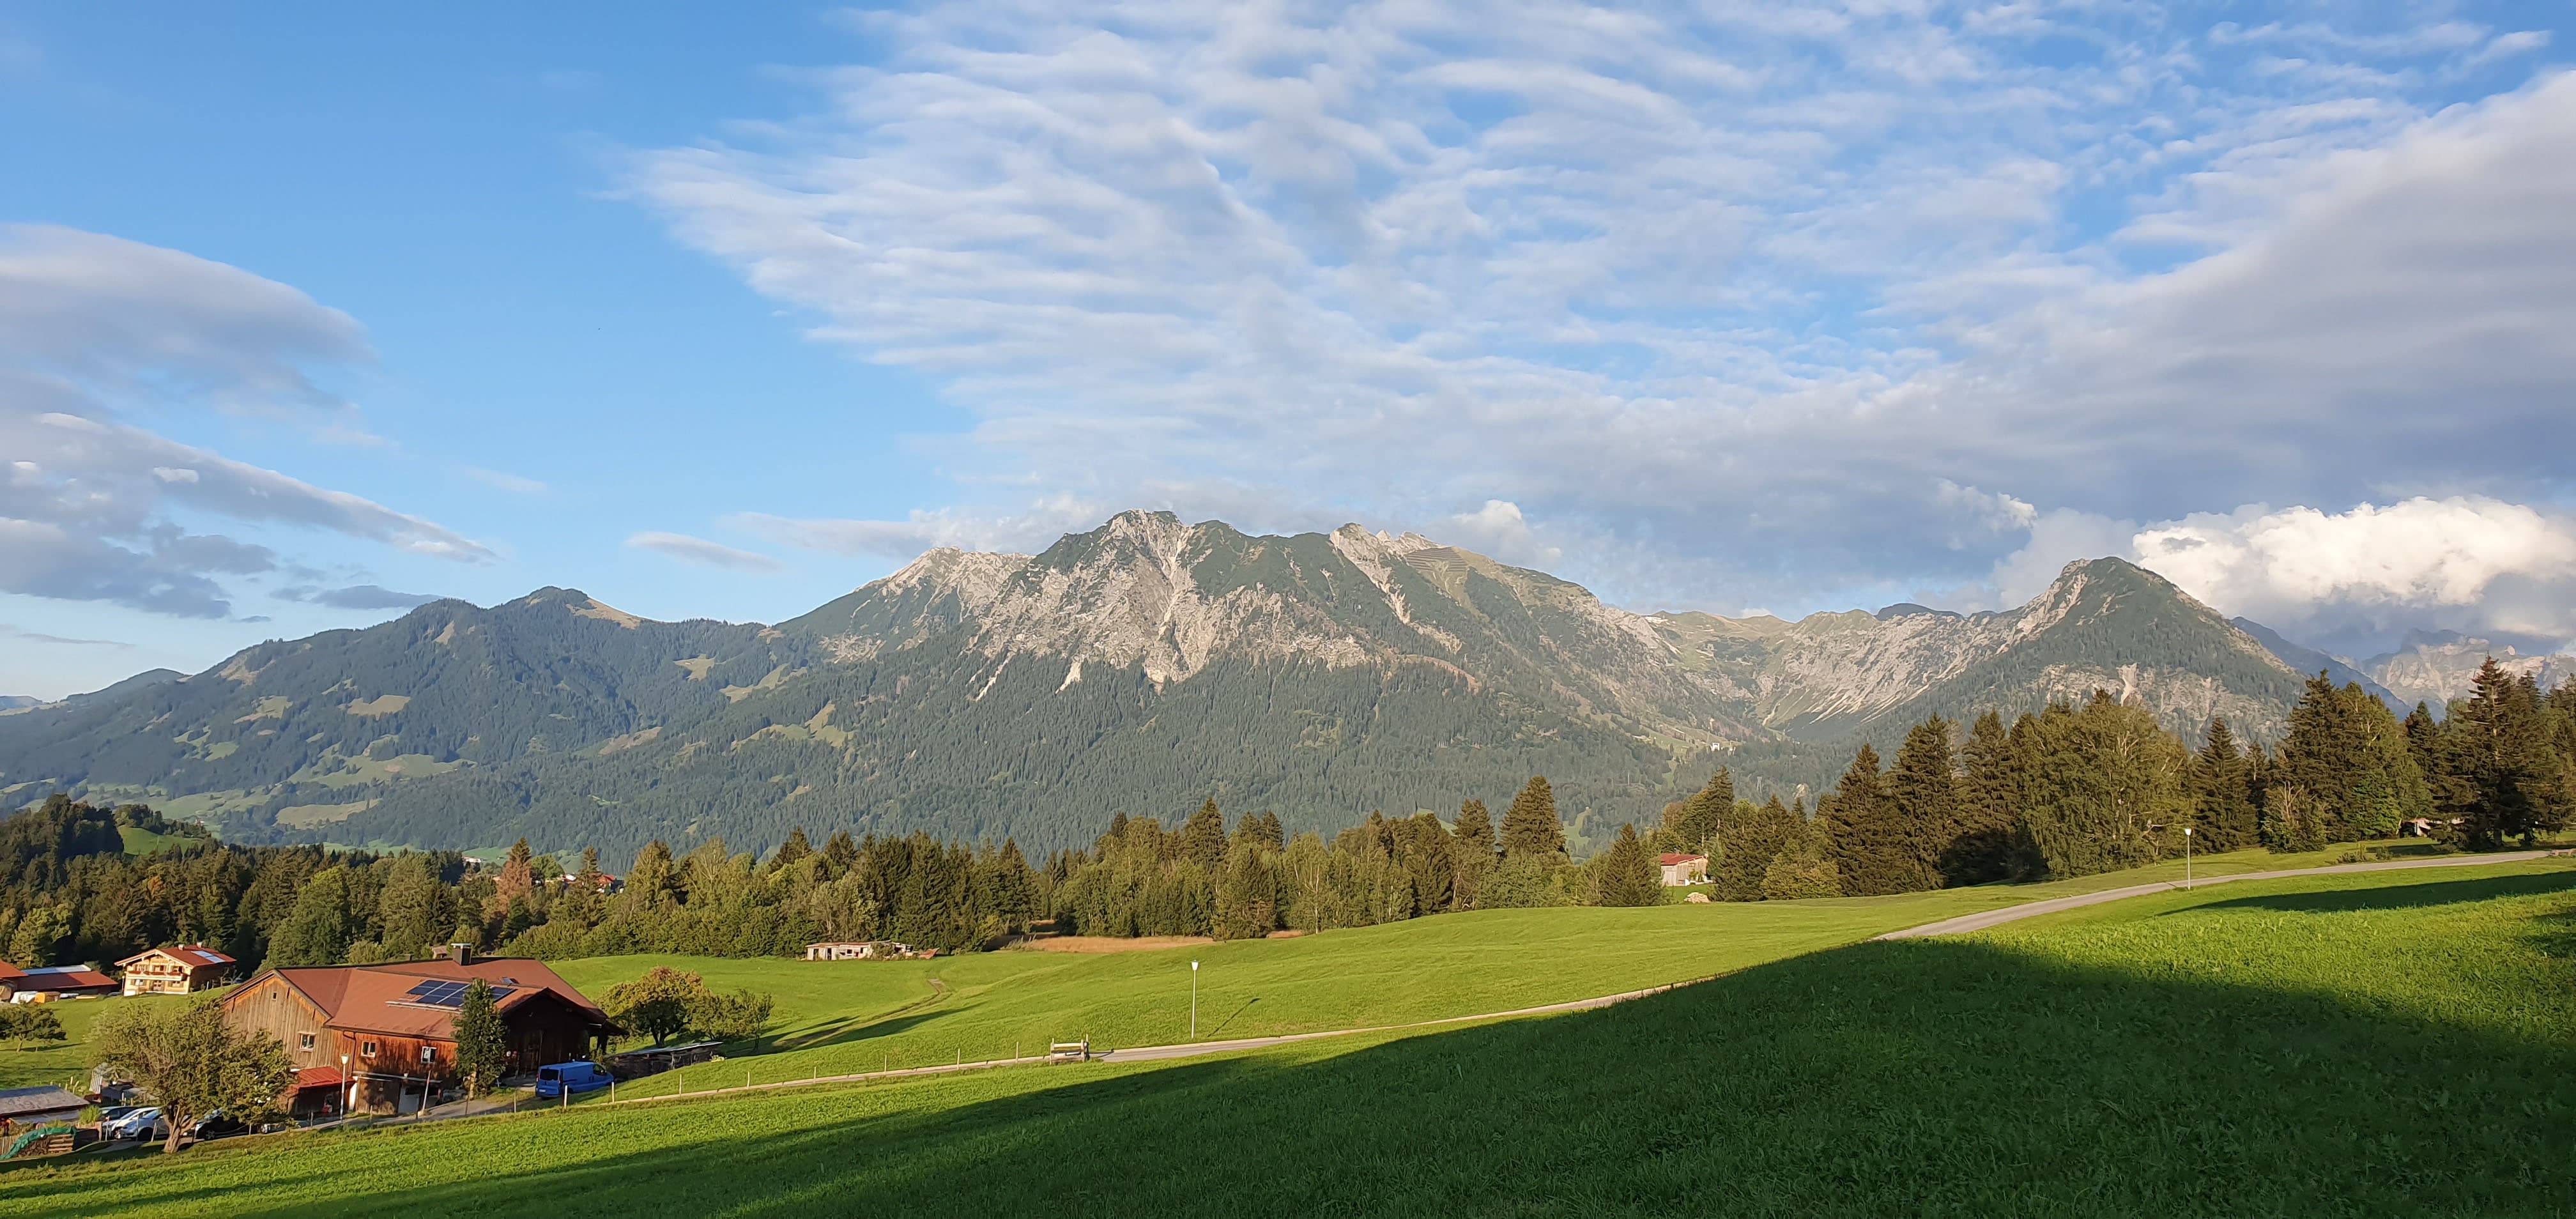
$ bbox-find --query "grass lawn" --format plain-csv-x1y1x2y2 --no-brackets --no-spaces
5,855,2566,1216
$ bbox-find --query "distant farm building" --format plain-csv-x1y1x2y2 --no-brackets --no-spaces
217,946,618,1114
1658,854,1709,887
116,945,237,996
4,965,117,1002
0,1086,87,1128
806,940,917,961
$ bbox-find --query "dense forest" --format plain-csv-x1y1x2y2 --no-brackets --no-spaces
3,663,2564,974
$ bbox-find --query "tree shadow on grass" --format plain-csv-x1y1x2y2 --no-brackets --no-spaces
2177,870,2576,916
21,914,2568,1219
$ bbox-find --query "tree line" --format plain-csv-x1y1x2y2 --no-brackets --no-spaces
3,663,2564,972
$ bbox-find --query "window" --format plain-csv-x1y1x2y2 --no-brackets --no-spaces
420,1046,435,1064
270,989,281,1001
362,1041,378,1057
300,1033,316,1051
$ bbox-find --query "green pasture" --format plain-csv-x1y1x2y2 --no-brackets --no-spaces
4,854,2566,1216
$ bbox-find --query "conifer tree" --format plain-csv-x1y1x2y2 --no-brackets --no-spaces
1673,769,1731,859
626,840,678,909
1591,824,1661,907
1499,777,1565,859
770,827,813,874
491,838,535,917
1944,710,2026,885
1823,744,1919,896
2190,718,2258,852
1256,811,1285,851
451,979,509,1098
268,866,358,966
2441,658,2567,847
1181,799,1228,873
820,831,859,879
2019,694,2187,877
1885,717,1960,889
1450,799,1495,909
1714,795,1797,901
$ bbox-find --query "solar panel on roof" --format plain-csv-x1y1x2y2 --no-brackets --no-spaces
394,979,517,1008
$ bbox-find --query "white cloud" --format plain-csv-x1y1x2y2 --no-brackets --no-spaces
464,467,549,496
630,6,2576,621
731,497,1110,560
625,531,787,573
1441,500,1562,567
0,226,491,618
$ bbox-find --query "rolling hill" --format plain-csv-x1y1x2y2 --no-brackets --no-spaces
0,510,2321,858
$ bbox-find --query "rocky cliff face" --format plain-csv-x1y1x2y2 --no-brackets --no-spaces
4,510,2327,855
2366,631,2575,708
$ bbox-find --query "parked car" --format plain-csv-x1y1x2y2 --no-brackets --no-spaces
191,1112,249,1140
533,1061,613,1098
102,1107,162,1140
95,1104,142,1126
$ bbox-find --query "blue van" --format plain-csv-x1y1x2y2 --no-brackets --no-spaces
534,1062,613,1098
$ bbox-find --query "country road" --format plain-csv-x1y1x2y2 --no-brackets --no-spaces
360,847,2561,1128
1874,848,2558,940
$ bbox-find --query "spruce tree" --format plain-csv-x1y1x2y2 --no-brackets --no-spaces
820,830,859,879
1451,799,1496,909
1675,768,1731,859
1714,795,1796,901
2191,718,2258,852
2443,658,2565,847
1591,824,1661,907
1180,799,1228,873
1823,745,1917,896
1885,717,1959,889
451,979,510,1097
1499,777,1565,859
770,827,813,874
1942,711,2025,884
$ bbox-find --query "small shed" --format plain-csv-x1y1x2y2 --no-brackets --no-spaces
1657,854,1709,887
0,1087,87,1128
805,940,916,961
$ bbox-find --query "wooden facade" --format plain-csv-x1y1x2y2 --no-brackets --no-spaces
116,946,235,996
218,958,617,1115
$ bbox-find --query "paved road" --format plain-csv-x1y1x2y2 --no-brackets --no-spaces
400,848,2564,1121
1874,849,2558,940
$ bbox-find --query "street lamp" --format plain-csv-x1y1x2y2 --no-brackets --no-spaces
2182,826,2194,891
1190,960,1200,1040
341,1054,353,1116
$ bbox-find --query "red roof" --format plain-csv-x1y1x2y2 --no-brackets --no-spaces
251,957,613,1041
116,944,236,969
290,1066,346,1090
17,966,116,991
1657,854,1707,866
0,960,23,981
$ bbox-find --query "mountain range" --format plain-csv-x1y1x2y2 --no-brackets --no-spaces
0,509,2510,860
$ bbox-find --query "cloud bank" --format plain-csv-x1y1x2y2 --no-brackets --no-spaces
632,3,2576,648
0,225,490,618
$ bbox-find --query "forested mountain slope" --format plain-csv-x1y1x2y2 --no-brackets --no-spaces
0,511,2317,859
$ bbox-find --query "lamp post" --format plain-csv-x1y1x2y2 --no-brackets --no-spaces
2182,825,2194,891
1190,960,1200,1040
341,1054,354,1117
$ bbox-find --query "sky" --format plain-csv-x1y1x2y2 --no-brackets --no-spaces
4,1,2574,700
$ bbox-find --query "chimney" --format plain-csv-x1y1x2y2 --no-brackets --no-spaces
447,942,475,965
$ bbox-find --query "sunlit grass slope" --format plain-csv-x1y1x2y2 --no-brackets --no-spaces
7,855,2567,1218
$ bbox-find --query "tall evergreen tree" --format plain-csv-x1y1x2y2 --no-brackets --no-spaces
1714,795,1797,901
1499,777,1565,859
2020,693,2187,877
268,866,359,966
1180,799,1228,873
1885,717,1960,889
2190,718,2258,852
769,827,814,874
1450,799,1495,910
1590,824,1661,907
2274,672,2430,842
451,979,509,1098
1943,710,2026,885
1823,745,1920,896
2440,658,2566,847
1673,768,1731,859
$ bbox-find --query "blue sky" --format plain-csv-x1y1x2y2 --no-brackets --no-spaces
6,2,2576,698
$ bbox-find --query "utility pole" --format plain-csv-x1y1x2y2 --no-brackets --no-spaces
1190,960,1200,1039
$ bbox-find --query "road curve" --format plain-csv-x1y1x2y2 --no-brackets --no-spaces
1874,849,2557,940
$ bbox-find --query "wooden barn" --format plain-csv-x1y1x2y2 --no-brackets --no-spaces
218,947,618,1114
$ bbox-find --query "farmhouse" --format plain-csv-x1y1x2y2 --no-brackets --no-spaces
1658,853,1709,887
218,947,619,1114
806,940,916,960
115,945,237,996
5,965,118,1001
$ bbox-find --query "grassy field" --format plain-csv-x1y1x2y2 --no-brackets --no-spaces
547,840,2488,1099
0,993,197,1092
4,854,2566,1216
